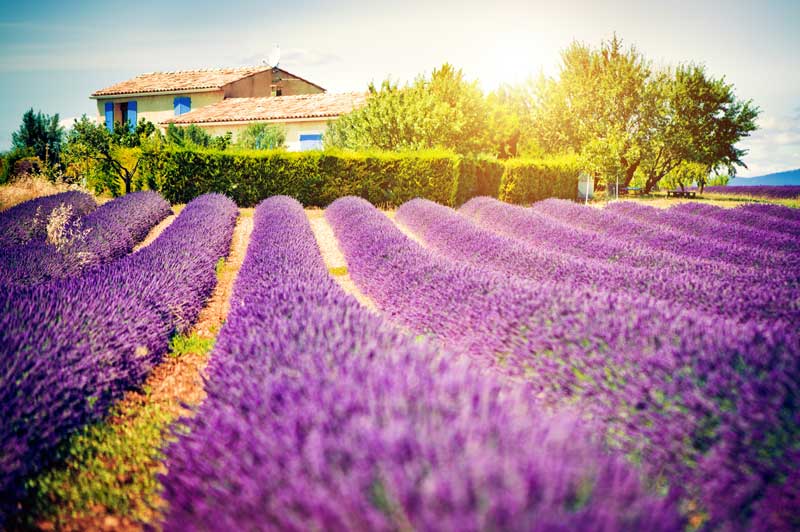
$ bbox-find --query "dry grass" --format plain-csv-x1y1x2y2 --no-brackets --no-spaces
0,175,75,211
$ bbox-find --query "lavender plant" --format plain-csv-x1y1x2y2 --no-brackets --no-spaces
0,190,96,248
396,198,800,324
0,191,171,286
0,193,236,524
328,196,800,529
161,196,682,531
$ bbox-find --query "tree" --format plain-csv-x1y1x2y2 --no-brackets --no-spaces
11,108,65,167
531,35,658,188
527,36,759,193
326,64,489,154
236,123,286,150
661,161,709,192
638,64,759,193
165,124,231,150
64,116,159,195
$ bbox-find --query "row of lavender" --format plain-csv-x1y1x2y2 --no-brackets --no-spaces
160,196,683,531
0,193,237,524
398,198,798,325
0,190,97,248
702,185,800,199
0,191,172,286
328,197,799,529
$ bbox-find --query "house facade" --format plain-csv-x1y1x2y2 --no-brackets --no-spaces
91,67,364,150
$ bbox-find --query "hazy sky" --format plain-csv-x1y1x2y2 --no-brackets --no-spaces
1,0,798,176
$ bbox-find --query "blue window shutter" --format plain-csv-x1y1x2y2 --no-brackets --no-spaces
104,102,114,131
127,101,137,131
173,97,191,115
299,133,323,151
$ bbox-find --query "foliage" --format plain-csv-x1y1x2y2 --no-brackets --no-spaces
11,109,66,168
498,155,582,204
165,124,231,150
638,64,759,193
153,147,462,207
326,64,488,154
235,123,286,150
454,156,505,205
661,161,709,191
63,116,160,195
169,332,215,358
527,35,758,193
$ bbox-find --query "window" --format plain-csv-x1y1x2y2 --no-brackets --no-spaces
174,96,191,116
275,88,282,96
299,133,323,151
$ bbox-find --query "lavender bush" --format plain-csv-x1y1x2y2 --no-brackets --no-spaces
161,196,682,531
703,185,800,199
671,201,800,238
0,191,172,286
329,196,800,529
397,198,800,324
0,193,236,524
0,190,96,248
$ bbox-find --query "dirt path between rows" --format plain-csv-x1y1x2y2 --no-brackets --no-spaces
306,209,378,312
132,205,185,252
383,210,428,247
36,209,254,532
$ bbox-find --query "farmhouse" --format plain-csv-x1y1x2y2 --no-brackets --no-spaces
91,67,365,150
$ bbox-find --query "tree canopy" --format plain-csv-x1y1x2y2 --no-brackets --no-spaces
11,108,65,166
527,35,758,192
326,64,488,154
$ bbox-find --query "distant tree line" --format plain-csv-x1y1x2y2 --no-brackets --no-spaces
3,34,757,195
327,35,759,193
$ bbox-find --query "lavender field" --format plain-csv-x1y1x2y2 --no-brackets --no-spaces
702,185,800,199
1,191,798,530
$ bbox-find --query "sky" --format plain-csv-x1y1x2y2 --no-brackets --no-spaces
1,0,798,176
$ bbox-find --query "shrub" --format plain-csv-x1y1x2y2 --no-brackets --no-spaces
498,155,581,204
455,156,504,205
154,148,460,207
147,147,582,207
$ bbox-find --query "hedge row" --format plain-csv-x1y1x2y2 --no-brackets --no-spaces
498,156,583,204
144,148,579,207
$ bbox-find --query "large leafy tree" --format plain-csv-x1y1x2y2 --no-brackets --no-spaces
528,36,758,192
11,108,66,166
326,64,489,154
531,35,658,187
638,64,758,193
64,116,159,195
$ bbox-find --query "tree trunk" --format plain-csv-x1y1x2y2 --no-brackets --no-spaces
621,160,640,188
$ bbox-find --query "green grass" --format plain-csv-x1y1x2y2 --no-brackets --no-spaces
23,331,216,527
168,331,215,358
24,401,174,527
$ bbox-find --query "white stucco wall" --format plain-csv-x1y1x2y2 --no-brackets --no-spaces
94,90,225,128
196,119,331,151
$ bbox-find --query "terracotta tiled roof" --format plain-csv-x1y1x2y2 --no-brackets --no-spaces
92,66,324,97
162,92,368,124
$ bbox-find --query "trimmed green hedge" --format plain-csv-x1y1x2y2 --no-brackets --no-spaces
144,148,580,207
498,156,581,204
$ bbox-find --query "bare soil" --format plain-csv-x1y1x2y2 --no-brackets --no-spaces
306,208,379,312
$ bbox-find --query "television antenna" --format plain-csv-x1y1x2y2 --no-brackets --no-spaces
266,43,281,69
